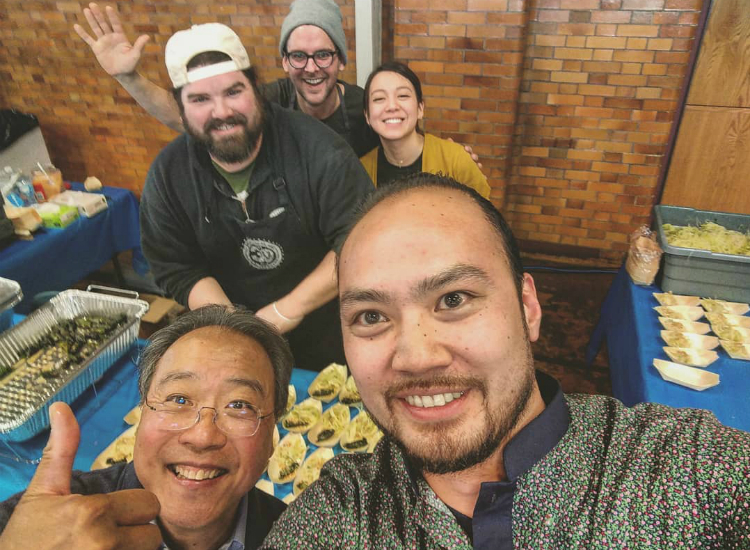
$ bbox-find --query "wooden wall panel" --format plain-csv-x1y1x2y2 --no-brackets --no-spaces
662,105,750,214
687,0,750,108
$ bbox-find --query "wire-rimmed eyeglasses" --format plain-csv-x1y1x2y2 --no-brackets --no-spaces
285,49,338,70
144,398,273,438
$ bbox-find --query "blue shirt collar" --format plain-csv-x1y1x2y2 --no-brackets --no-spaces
501,370,569,481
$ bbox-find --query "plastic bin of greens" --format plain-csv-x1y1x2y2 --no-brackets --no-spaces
0,278,22,334
654,205,750,303
0,287,148,441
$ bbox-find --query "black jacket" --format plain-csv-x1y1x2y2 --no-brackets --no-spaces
140,102,373,370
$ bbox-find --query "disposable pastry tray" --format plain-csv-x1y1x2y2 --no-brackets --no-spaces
0,288,148,441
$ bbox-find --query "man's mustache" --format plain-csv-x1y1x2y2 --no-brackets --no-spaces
384,375,485,401
204,114,248,133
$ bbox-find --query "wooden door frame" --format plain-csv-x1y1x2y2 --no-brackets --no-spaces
653,0,714,211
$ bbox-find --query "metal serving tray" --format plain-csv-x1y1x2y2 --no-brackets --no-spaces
0,277,22,334
0,287,148,441
654,206,750,303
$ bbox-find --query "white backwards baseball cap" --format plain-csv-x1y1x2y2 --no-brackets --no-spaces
165,23,251,88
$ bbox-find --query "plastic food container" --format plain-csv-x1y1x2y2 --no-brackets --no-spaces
654,206,750,303
0,287,148,441
0,278,22,334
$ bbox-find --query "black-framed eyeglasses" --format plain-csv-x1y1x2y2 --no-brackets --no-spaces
285,49,338,70
144,398,273,438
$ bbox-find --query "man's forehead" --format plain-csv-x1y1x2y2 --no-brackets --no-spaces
287,24,335,49
154,327,272,380
348,188,485,244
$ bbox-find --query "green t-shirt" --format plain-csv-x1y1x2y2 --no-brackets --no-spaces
212,160,255,195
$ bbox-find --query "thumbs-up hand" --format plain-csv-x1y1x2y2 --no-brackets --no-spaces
0,402,162,550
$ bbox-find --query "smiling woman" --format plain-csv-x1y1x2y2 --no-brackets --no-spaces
360,61,491,198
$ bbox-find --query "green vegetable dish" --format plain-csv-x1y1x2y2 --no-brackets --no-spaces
0,314,127,382
662,222,750,256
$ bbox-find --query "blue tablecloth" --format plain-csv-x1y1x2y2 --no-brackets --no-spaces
587,266,749,432
0,183,144,313
0,341,320,501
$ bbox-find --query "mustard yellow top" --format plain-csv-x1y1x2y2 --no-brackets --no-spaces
359,133,491,198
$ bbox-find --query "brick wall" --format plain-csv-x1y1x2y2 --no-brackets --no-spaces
506,0,703,260
0,0,704,262
0,0,358,195
389,0,528,201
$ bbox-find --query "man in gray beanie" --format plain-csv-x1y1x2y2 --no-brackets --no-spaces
74,0,379,157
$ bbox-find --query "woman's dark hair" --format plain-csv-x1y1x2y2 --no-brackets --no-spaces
363,60,424,116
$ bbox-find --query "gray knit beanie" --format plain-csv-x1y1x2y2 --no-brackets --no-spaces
279,0,347,65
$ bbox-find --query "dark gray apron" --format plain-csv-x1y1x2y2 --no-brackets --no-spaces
203,151,345,372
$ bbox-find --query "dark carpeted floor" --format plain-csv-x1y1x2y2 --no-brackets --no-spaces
528,268,614,396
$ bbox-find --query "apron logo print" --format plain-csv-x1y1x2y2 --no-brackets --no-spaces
242,238,284,270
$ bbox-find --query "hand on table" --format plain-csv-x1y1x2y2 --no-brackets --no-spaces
256,301,304,334
73,3,149,78
0,402,162,550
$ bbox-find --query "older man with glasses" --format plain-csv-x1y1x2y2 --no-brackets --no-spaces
0,305,291,550
75,0,379,157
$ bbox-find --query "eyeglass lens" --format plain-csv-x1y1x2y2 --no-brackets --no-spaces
150,404,262,437
287,50,336,69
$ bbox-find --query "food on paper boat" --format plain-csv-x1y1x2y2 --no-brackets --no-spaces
123,405,141,426
654,306,704,321
338,375,361,406
293,447,334,495
283,384,297,416
368,429,385,453
657,317,711,335
267,432,307,484
705,312,750,329
652,359,719,391
264,425,281,474
255,478,274,496
700,298,750,316
281,397,322,434
307,403,350,447
710,323,750,343
653,292,700,307
91,425,137,470
308,362,347,402
663,346,719,368
719,341,750,361
340,411,382,453
660,330,719,350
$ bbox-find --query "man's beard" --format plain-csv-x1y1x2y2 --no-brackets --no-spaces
186,109,264,164
370,342,536,476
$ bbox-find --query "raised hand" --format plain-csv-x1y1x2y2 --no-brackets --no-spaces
73,3,150,78
0,402,162,550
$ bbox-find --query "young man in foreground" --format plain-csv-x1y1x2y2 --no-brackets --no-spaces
261,173,750,549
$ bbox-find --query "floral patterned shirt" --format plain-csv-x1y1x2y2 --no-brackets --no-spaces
261,375,750,549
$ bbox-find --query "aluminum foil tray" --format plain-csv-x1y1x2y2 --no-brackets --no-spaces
0,289,148,441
